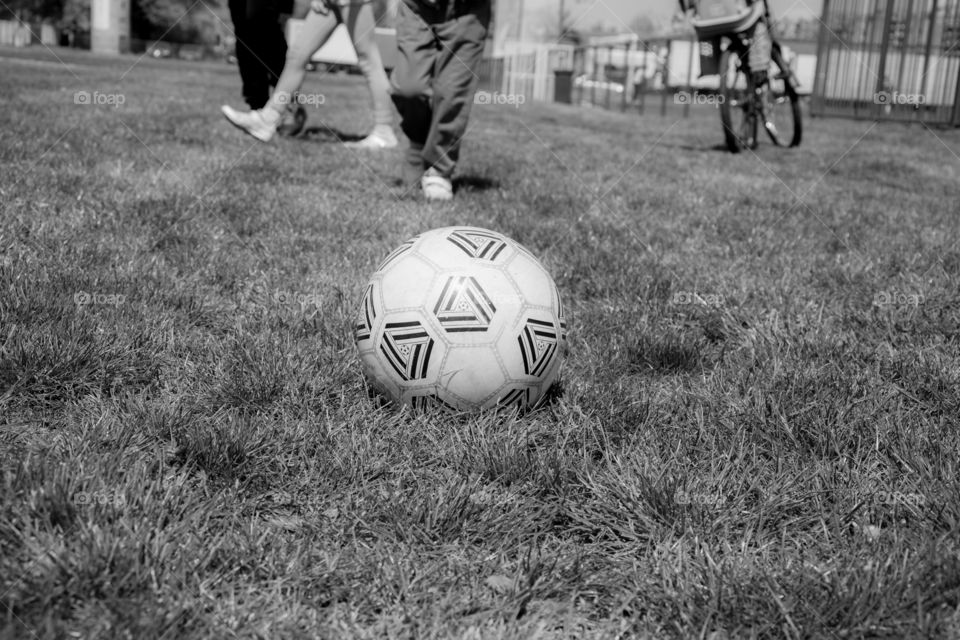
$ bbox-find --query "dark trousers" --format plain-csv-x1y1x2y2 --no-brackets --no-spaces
228,0,289,109
390,0,491,178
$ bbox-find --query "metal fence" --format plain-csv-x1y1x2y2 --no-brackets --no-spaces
812,0,960,125
565,36,739,117
479,36,713,117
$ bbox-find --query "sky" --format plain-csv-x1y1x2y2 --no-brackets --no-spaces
553,0,824,30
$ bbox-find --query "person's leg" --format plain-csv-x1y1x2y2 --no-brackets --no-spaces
341,0,397,147
261,0,288,89
422,3,490,179
748,19,772,85
266,7,340,114
345,2,393,129
223,7,339,141
390,1,438,172
229,0,273,108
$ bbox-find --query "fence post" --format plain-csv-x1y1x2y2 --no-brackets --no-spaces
954,50,960,126
662,39,671,116
621,41,631,112
592,46,599,106
921,0,938,107
874,0,897,117
684,37,694,118
637,39,646,115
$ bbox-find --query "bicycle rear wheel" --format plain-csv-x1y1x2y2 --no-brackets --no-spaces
719,47,757,153
762,44,802,147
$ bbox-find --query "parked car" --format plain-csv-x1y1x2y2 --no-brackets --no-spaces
147,41,174,58
574,74,625,95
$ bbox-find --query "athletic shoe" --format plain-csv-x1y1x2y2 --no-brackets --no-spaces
344,125,398,150
277,104,307,137
421,167,453,201
220,105,279,142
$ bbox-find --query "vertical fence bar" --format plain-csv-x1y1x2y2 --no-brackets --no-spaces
662,39,671,116
591,46,598,106
621,41,631,112
874,0,896,116
921,0,937,106
812,0,831,115
684,37,694,118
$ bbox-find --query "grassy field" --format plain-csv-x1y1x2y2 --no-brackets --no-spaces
1,44,959,639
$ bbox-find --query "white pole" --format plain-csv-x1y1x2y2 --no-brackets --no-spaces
90,0,129,54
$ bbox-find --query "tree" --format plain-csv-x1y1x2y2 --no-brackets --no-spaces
1,0,67,23
132,0,222,43
60,0,89,31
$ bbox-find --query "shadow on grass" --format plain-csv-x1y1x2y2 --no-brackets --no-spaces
662,142,732,153
299,125,365,143
453,175,500,192
627,334,710,374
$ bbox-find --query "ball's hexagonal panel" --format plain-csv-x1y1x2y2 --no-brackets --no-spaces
499,315,563,381
412,234,479,272
426,267,521,340
380,254,436,310
444,227,512,261
376,236,418,272
373,311,446,386
380,322,434,381
437,346,507,407
505,252,555,309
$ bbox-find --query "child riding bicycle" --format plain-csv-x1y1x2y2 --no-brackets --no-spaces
679,0,772,86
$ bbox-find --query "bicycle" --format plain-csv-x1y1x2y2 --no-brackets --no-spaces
685,0,802,153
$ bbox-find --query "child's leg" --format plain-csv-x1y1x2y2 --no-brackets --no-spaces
343,1,393,130
266,8,340,114
390,2,437,149
230,0,286,109
748,19,772,81
423,5,489,177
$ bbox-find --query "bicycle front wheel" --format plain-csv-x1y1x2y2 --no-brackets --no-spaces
719,47,757,153
763,44,802,147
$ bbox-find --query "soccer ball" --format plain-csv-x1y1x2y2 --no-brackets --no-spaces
354,226,567,413
276,104,307,137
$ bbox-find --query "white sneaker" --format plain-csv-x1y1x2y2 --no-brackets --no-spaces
221,105,279,142
421,167,453,201
344,125,398,150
